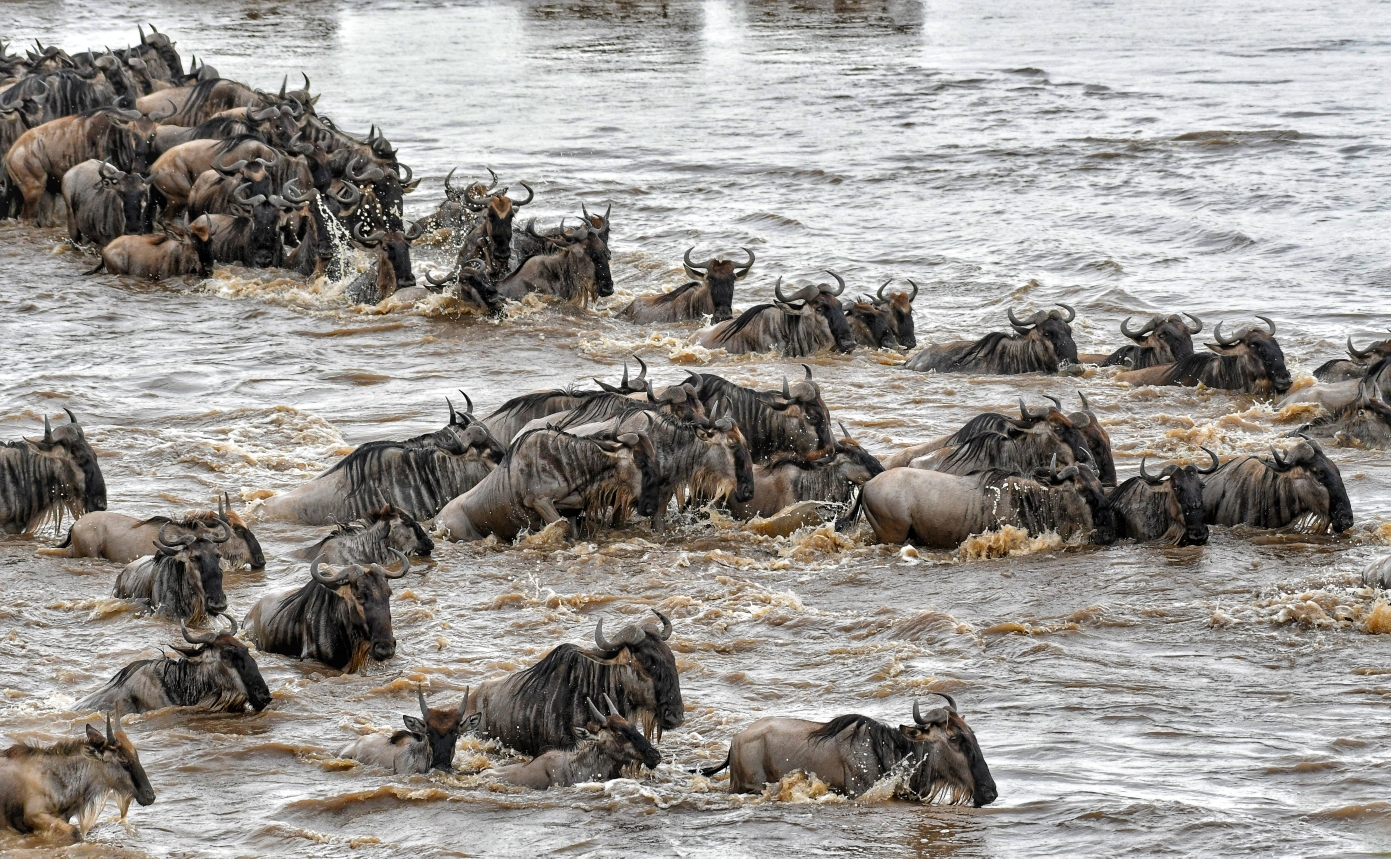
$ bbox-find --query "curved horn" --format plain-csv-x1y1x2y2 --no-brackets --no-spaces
1270,445,1288,468
1018,397,1041,420
511,182,533,207
683,246,710,272
822,270,846,296
1182,312,1202,334
802,363,814,381
404,220,423,241
734,247,755,275
396,162,413,185
458,390,474,415
1078,391,1091,411
42,415,52,444
329,181,360,206
214,152,248,175
1213,322,1239,346
301,72,311,93
418,684,430,720
309,555,350,586
913,699,928,726
594,618,616,651
1007,307,1031,330
352,222,386,246
181,620,217,645
1120,316,1147,341
633,355,648,387
838,421,851,439
202,520,230,543
603,693,620,716
278,75,287,100
933,692,958,713
485,167,499,191
1196,446,1221,475
586,696,606,724
444,167,459,196
106,713,116,745
385,548,411,578
652,608,672,640
773,276,790,304
157,522,195,548
1044,395,1062,412
425,267,456,286
1139,456,1158,483
1348,335,1372,360
1256,315,1276,336
876,278,892,301
64,408,78,425
1057,303,1076,323
98,160,120,181
219,611,239,636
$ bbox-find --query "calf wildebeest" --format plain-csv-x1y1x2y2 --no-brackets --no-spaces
289,505,433,564
692,367,836,462
884,397,1093,476
905,304,1079,374
728,428,885,520
340,686,481,775
1201,438,1353,533
112,521,230,622
77,616,272,714
1295,360,1391,448
694,273,855,356
0,410,106,535
0,715,155,843
701,694,996,805
1080,313,1202,369
861,459,1116,548
621,247,754,324
493,695,662,789
87,217,213,279
45,494,263,569
467,611,682,755
1118,317,1292,395
60,160,149,246
1107,452,1217,546
245,551,411,673
435,428,660,541
258,398,502,525
495,219,613,306
1312,334,1391,383
4,106,153,224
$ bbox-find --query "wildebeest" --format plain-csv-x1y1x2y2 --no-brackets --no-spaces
869,278,918,349
4,106,154,224
1201,438,1353,533
343,221,422,304
0,410,106,536
112,521,230,622
340,686,481,775
435,428,659,541
728,428,885,520
282,179,361,280
146,135,277,216
495,219,613,306
467,612,682,755
424,256,505,314
77,616,272,715
1069,392,1116,486
493,695,662,789
87,217,213,279
45,494,263,569
60,160,148,246
0,715,155,843
1312,334,1391,383
1108,451,1217,546
258,398,502,525
289,505,433,564
884,397,1093,476
904,304,1079,374
620,247,754,324
843,295,897,350
861,459,1116,548
201,189,296,269
245,551,411,673
1296,359,1391,448
692,367,836,462
701,694,996,805
1118,317,1292,395
457,179,532,276
694,273,855,356
1081,313,1201,369
132,25,183,82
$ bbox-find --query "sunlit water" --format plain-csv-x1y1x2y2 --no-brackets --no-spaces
2,1,1390,856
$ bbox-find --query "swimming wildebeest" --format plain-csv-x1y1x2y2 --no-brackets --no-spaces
1107,451,1218,546
435,428,660,542
621,247,754,324
112,520,231,622
289,505,434,564
691,366,836,462
0,410,106,535
458,178,533,276
694,273,856,356
0,714,155,843
493,694,662,790
883,397,1094,476
728,426,885,520
466,612,682,756
1201,438,1353,533
340,685,481,774
61,159,149,247
861,459,1116,548
77,615,272,714
86,217,214,279
245,551,411,673
1312,334,1391,383
868,278,918,349
495,219,613,306
843,295,898,350
905,304,1079,374
1079,313,1201,369
1118,316,1292,395
47,494,263,568
701,694,996,805
1295,359,1391,448
258,398,502,525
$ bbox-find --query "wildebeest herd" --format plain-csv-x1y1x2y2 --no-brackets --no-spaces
0,26,1383,846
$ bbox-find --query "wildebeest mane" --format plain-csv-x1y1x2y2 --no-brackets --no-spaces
653,281,702,305
2,738,89,759
937,432,1032,476
1,70,105,118
712,303,777,345
0,441,83,534
168,77,221,125
811,714,912,775
324,442,459,521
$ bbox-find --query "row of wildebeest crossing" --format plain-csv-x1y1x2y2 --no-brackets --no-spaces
1,26,1387,846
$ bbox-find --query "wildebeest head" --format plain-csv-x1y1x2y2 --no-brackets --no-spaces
1269,438,1353,533
175,616,273,712
1007,304,1079,365
353,221,421,294
684,246,753,323
402,685,482,771
309,551,410,661
581,694,662,771
775,272,856,353
562,220,613,297
1122,312,1201,362
137,24,182,78
1137,450,1217,546
768,365,836,452
466,179,532,266
592,610,683,737
1014,396,1093,467
1210,316,1292,394
832,423,887,485
227,185,286,269
96,161,150,237
84,714,156,808
1037,458,1115,545
900,694,997,807
215,492,264,569
1345,334,1391,368
39,409,107,515
1069,392,1116,485
695,403,755,504
874,278,918,349
844,296,897,349
615,430,661,518
368,504,434,557
156,520,230,616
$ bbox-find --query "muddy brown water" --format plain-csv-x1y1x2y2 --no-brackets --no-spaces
2,1,1390,856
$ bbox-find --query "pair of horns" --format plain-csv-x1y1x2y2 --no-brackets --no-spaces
684,246,754,274
595,355,649,394
446,390,475,424
416,683,472,719
911,692,958,726
1138,447,1220,482
594,609,672,650
774,270,845,304
1213,315,1276,346
39,408,79,444
309,548,411,585
585,693,621,724
876,278,918,302
1007,303,1076,330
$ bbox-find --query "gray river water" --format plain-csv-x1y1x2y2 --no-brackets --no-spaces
1,0,1390,856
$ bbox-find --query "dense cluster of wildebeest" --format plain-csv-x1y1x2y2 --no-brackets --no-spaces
2,26,1387,845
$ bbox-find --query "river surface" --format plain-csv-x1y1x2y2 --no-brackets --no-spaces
2,1,1391,856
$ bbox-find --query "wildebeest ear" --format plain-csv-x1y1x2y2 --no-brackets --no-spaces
461,712,484,733
573,726,595,741
402,715,427,737
85,722,106,747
